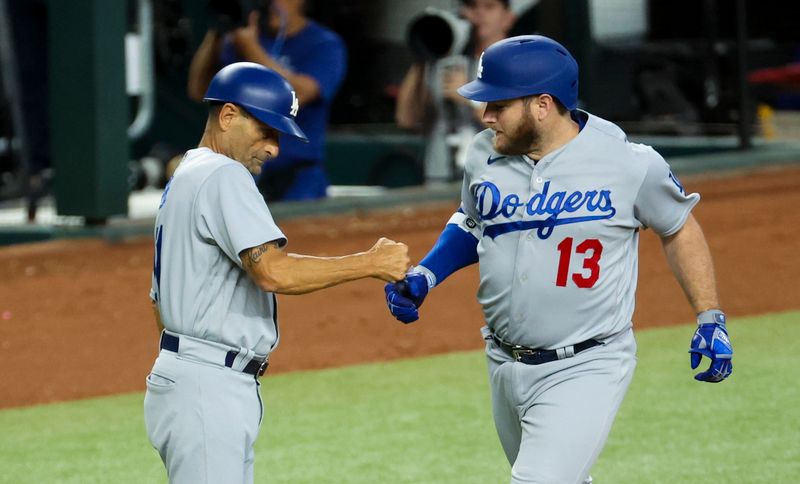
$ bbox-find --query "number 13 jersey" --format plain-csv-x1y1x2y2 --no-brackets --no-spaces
460,111,699,348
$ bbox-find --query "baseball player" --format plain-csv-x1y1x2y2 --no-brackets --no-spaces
145,62,410,484
385,36,733,483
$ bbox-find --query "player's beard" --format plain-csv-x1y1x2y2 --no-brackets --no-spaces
493,108,541,156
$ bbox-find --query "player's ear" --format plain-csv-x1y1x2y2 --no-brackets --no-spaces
217,103,239,131
536,94,555,121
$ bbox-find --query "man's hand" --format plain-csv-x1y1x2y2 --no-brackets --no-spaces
442,65,469,104
385,271,429,324
231,11,262,56
689,310,733,382
368,238,410,282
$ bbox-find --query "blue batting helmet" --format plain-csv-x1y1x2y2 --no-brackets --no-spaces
457,35,579,110
204,62,308,142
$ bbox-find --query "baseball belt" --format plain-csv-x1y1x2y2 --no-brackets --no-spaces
159,332,269,376
490,334,602,365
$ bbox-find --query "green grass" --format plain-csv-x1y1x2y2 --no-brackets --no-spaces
1,311,798,483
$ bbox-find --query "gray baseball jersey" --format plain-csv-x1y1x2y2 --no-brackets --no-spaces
456,111,698,349
150,147,286,355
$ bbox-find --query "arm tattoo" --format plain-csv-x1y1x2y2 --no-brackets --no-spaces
245,242,278,267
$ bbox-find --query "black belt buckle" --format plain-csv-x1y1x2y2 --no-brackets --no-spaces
511,345,540,362
257,359,269,376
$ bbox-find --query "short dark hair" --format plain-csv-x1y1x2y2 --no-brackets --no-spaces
460,0,511,8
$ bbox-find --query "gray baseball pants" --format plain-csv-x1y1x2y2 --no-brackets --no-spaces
144,334,264,484
483,327,637,484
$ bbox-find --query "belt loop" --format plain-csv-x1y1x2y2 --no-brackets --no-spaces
555,345,576,360
230,347,255,372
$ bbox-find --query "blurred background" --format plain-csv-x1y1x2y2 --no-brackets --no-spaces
1,5,799,480
0,0,798,237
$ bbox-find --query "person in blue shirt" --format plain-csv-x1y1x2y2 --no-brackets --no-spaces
188,0,347,201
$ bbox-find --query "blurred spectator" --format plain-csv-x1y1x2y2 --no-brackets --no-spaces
395,0,515,182
187,0,347,202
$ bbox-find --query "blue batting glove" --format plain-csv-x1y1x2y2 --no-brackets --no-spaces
384,271,430,324
689,310,733,383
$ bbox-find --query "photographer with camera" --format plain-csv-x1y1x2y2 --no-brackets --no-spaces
396,0,515,183
187,0,346,202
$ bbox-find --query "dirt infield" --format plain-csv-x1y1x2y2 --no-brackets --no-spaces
2,165,799,409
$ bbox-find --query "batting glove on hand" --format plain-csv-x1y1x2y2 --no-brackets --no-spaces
384,269,431,324
689,310,733,383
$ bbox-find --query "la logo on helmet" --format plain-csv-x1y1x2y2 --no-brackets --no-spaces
290,91,299,117
477,52,484,79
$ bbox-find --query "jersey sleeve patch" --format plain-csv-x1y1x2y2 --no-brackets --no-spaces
633,150,700,236
447,211,481,239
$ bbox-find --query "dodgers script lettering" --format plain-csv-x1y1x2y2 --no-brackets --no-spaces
476,181,617,240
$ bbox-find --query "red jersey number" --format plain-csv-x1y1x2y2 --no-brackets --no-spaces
556,237,603,288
